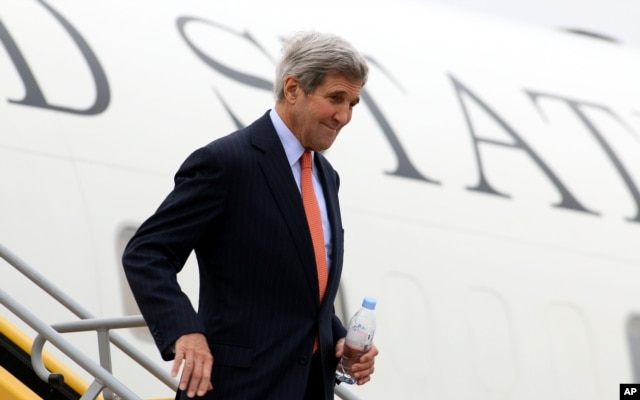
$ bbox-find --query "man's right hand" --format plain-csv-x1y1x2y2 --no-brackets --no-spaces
171,332,214,397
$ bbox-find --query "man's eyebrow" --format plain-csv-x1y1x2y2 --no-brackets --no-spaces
328,90,360,105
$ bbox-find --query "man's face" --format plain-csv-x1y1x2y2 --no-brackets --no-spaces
289,72,363,151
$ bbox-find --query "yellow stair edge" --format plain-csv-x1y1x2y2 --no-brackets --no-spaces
0,366,41,400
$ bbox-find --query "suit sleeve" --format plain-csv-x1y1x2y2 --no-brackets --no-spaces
332,314,347,341
122,146,227,360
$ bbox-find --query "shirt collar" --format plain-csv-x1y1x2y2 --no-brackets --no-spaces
270,108,307,167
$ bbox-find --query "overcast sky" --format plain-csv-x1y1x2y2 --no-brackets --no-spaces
424,0,640,49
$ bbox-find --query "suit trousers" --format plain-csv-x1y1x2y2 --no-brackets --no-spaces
304,351,326,400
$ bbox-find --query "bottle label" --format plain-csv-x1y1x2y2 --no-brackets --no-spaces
345,323,375,351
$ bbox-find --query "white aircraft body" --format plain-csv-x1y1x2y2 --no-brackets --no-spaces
1,1,640,399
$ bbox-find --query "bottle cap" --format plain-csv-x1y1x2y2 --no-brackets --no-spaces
362,297,376,310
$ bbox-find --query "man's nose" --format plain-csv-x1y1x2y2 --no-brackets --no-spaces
333,105,351,125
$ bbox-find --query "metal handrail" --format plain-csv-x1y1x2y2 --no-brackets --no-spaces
335,385,361,400
31,315,148,400
0,242,360,400
0,243,176,387
0,286,140,400
0,242,175,399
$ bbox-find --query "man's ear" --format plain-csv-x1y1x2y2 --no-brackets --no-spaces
283,75,300,103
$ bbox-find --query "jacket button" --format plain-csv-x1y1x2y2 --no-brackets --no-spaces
299,356,309,365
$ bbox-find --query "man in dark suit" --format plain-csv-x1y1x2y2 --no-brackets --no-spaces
122,31,378,399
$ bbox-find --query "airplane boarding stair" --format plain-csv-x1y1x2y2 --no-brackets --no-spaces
0,242,175,400
0,315,84,400
0,243,360,400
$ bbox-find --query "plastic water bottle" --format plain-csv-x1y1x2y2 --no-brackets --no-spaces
336,297,377,384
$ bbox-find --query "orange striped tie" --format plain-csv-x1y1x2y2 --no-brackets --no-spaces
300,151,329,302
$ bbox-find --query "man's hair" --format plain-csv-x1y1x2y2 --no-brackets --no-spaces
274,31,369,101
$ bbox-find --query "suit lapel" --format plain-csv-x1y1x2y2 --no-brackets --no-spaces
249,114,322,306
314,152,343,306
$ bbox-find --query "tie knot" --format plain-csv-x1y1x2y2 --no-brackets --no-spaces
301,151,312,170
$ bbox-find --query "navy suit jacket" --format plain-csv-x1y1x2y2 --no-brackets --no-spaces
122,111,346,399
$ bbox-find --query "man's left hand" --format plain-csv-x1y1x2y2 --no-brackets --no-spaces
335,339,379,385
